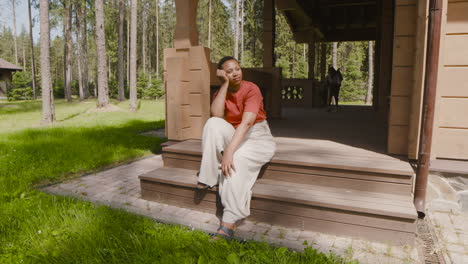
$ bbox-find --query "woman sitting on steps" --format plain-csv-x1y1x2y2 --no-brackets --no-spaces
197,56,277,239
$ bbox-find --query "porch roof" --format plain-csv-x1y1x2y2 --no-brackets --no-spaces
277,0,378,42
0,58,23,71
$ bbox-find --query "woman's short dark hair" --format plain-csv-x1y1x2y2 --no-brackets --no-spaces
217,56,238,69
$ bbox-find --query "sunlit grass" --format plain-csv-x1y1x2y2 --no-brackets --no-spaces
0,99,353,263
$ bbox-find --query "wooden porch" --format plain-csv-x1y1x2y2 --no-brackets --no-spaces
140,107,418,245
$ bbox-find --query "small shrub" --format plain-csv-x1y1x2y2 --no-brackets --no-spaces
137,72,165,99
8,71,33,101
53,79,65,98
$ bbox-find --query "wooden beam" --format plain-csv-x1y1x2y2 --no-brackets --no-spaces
324,28,377,42
174,0,199,48
263,0,275,67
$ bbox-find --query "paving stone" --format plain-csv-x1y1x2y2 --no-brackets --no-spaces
430,199,461,213
284,229,301,241
266,226,288,239
234,219,252,230
451,214,468,232
297,230,319,243
352,251,403,264
431,212,456,232
458,233,468,246
447,243,466,253
250,223,271,235
450,252,468,264
267,238,303,251
42,154,433,263
442,229,462,244
312,233,336,253
234,229,255,240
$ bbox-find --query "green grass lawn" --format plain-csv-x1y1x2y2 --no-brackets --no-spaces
0,99,353,263
339,101,368,106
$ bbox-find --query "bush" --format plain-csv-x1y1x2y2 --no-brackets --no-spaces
7,87,33,101
8,71,33,101
53,79,65,98
144,78,164,99
137,72,165,99
108,76,118,99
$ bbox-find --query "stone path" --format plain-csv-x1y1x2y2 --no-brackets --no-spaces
43,155,423,263
427,210,468,263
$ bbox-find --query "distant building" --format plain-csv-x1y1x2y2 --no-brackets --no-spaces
0,58,23,99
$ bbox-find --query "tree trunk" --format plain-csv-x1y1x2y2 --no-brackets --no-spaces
117,0,126,101
77,35,84,101
22,38,26,69
95,0,109,108
207,0,211,49
127,10,130,86
365,41,374,105
234,0,240,59
28,0,37,99
155,0,159,78
40,0,55,123
12,0,19,65
75,2,84,101
64,1,73,102
240,0,244,63
332,42,338,69
81,2,90,98
291,45,296,78
142,7,147,75
130,0,138,111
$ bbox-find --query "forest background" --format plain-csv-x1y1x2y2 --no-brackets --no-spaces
0,0,374,104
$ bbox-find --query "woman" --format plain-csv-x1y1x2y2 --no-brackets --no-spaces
197,56,276,239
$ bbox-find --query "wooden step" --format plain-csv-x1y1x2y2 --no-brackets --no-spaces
161,140,415,195
139,167,418,245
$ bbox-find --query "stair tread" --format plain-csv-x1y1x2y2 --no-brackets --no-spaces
163,139,414,177
139,167,418,220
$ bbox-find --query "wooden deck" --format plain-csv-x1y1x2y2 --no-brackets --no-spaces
139,106,418,245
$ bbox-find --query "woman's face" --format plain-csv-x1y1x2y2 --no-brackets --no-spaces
222,60,242,86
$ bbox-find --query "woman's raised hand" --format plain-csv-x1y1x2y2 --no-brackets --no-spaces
216,69,229,84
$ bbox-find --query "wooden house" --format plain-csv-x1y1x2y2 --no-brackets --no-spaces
0,58,23,99
139,0,468,246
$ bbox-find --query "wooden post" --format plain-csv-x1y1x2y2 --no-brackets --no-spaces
174,0,199,48
164,0,211,141
263,0,275,68
308,37,316,106
378,0,394,124
308,38,315,80
320,42,327,82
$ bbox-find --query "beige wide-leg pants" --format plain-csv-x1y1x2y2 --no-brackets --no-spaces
198,117,276,223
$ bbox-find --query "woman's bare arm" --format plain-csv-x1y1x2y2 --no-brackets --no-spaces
221,111,257,177
211,70,229,117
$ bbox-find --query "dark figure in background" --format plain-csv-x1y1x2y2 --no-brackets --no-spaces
325,67,343,112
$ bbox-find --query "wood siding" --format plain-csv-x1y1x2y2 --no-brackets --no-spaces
388,0,419,155
434,0,468,160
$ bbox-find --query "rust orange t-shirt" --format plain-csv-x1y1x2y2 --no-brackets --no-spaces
213,80,267,128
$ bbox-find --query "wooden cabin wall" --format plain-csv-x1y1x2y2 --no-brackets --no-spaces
433,0,468,160
406,0,429,160
0,71,13,98
387,0,419,155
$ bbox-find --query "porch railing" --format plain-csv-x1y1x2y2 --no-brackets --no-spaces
281,79,314,107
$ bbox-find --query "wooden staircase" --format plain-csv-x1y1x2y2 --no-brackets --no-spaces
139,139,418,245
